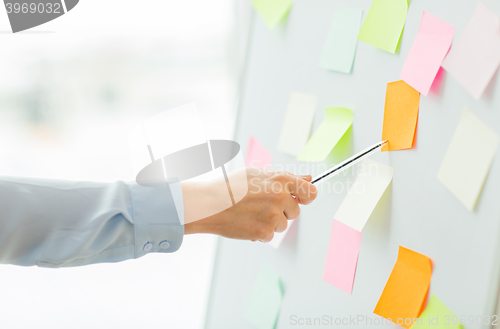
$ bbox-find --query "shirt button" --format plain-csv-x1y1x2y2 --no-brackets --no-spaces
143,242,153,252
159,240,171,250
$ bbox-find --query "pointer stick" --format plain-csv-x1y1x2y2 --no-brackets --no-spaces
311,141,388,186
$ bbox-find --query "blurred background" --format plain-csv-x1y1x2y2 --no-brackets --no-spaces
0,0,252,328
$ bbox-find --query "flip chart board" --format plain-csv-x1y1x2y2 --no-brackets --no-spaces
206,1,500,329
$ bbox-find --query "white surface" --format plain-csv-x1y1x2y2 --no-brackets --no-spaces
207,1,500,329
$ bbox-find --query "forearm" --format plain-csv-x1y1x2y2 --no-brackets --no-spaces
0,177,183,267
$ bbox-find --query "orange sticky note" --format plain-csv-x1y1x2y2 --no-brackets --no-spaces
381,81,420,151
374,246,432,329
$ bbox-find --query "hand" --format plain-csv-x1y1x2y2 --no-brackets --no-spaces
183,168,318,242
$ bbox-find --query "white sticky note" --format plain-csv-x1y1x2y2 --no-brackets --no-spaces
268,219,294,249
437,109,499,211
335,159,394,232
278,92,317,157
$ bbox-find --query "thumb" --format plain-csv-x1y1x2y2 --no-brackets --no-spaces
298,174,312,182
286,172,312,182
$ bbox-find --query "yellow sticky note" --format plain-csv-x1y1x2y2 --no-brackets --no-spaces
381,80,420,152
252,0,293,29
374,246,432,329
357,0,408,53
437,109,499,211
411,294,462,329
297,107,353,162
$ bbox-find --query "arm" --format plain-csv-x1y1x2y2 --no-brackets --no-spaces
0,176,183,267
0,168,317,267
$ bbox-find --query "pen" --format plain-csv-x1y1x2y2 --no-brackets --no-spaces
311,141,388,185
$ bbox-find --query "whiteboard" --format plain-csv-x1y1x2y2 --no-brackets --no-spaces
205,1,500,328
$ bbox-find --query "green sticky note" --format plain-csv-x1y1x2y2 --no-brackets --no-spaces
357,0,408,54
320,6,363,73
297,107,353,162
244,265,284,329
252,0,294,29
411,294,462,329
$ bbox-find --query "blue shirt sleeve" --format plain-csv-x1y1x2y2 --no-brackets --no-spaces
0,176,184,268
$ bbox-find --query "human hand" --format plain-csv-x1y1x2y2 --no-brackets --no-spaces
183,168,318,242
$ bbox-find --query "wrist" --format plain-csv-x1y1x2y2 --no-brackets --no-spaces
184,209,221,235
184,220,203,235
181,180,225,234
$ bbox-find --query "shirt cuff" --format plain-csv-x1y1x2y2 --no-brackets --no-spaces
170,181,184,225
129,181,184,258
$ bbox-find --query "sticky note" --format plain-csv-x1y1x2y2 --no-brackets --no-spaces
442,1,500,99
400,12,455,96
412,294,461,329
323,220,362,294
269,219,294,249
357,0,408,54
381,81,420,152
320,7,363,73
429,67,445,94
335,159,394,232
278,92,317,157
245,137,273,169
244,265,284,329
252,0,293,29
297,107,353,162
374,246,432,329
437,109,499,211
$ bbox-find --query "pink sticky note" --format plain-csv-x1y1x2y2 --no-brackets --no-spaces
245,137,272,169
429,67,445,94
323,220,362,294
442,1,500,99
400,12,455,96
